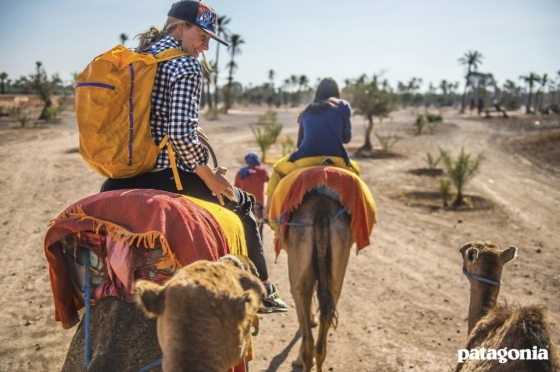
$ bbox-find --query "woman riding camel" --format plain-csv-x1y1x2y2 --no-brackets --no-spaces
100,0,287,313
263,78,358,217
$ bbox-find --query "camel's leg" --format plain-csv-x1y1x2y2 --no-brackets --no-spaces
315,321,331,372
315,214,352,372
288,226,316,372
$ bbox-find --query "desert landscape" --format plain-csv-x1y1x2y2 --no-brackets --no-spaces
0,104,559,372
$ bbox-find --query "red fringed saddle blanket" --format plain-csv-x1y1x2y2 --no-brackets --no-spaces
44,189,247,329
44,189,252,372
268,166,377,257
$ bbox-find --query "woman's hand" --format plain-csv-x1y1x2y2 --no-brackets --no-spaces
194,164,234,205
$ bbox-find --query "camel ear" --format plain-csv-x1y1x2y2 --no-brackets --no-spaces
501,246,518,264
239,256,260,278
219,254,244,270
243,290,262,315
465,247,479,264
133,280,166,318
223,254,260,278
236,290,261,322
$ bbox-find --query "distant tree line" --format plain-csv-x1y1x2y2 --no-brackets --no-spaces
2,32,559,120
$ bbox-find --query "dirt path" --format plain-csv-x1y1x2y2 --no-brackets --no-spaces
0,108,558,371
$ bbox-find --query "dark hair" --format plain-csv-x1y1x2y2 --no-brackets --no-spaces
314,78,341,101
299,78,341,118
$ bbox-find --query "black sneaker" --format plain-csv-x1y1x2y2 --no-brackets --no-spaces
259,282,288,313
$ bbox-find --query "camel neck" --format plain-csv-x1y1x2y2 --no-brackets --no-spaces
467,279,501,334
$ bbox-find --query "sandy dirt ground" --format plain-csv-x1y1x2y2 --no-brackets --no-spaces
0,105,559,372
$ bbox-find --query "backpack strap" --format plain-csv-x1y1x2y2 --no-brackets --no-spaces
154,48,187,192
155,48,188,62
158,135,184,191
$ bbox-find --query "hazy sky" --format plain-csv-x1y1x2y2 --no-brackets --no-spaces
1,0,559,91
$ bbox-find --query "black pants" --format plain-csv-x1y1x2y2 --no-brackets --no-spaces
100,168,269,281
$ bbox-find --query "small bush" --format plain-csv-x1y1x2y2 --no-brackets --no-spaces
205,106,220,120
439,147,484,206
426,113,442,123
18,115,30,128
57,96,67,113
438,178,451,207
45,107,58,122
280,135,296,157
258,109,278,125
425,152,441,170
374,133,401,152
413,115,425,135
250,110,283,162
8,106,22,117
427,123,437,135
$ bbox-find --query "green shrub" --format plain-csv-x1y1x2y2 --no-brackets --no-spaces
8,106,22,117
438,178,451,207
205,106,220,120
250,112,283,162
426,113,442,123
427,123,437,135
18,115,30,128
439,147,484,206
281,135,296,157
425,152,441,169
413,115,425,135
374,133,401,152
258,109,278,125
45,107,58,122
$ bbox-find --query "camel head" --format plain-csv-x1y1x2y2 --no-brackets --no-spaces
460,240,517,285
133,256,264,372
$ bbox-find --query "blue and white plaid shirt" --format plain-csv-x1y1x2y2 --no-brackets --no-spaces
148,36,209,172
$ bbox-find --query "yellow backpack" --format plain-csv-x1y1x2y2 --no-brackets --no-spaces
75,45,186,189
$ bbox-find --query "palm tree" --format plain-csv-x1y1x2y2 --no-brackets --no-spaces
119,33,128,46
290,75,298,92
458,50,483,113
225,34,244,112
267,69,276,106
502,79,520,110
0,72,7,94
439,79,448,97
213,15,231,108
268,69,275,88
536,73,548,113
297,75,309,103
519,72,541,114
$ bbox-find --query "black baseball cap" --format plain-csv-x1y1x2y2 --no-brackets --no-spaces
168,1,229,47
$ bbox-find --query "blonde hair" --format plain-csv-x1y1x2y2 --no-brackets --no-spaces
135,17,193,51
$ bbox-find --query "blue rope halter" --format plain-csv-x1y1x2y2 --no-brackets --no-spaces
462,266,503,286
270,207,347,251
81,251,92,367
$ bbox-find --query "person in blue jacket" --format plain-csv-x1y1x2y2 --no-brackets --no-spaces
289,78,352,165
264,78,353,217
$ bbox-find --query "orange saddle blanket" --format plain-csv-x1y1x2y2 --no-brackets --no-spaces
268,166,377,257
